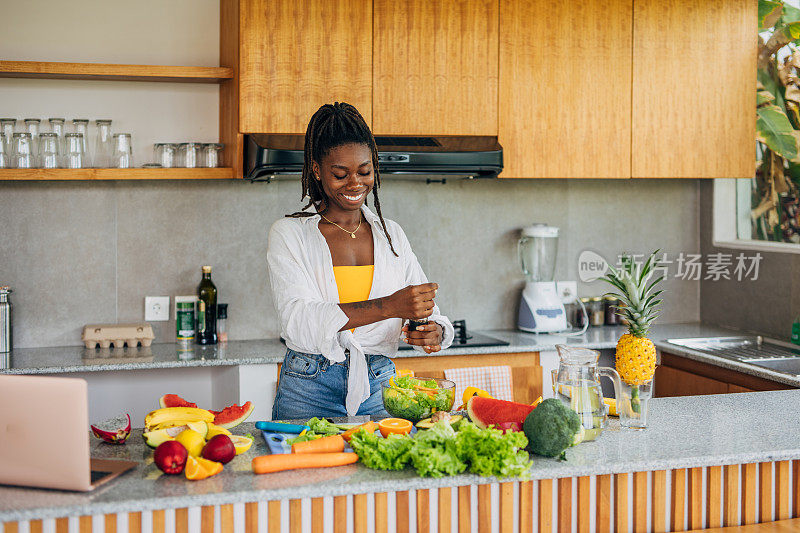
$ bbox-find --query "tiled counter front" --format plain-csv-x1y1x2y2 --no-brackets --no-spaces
4,462,799,532
5,391,800,532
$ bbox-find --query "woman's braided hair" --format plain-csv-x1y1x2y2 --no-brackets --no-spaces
287,102,397,256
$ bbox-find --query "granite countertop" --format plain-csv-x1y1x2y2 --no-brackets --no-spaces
3,389,800,522
1,326,633,375
653,328,800,388
3,323,797,389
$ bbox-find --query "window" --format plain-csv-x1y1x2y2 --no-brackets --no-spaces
716,0,800,253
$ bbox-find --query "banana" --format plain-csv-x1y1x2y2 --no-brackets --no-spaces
144,407,214,430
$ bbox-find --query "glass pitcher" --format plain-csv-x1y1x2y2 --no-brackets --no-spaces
551,344,622,440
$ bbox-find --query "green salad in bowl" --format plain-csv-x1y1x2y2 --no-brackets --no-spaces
382,376,455,422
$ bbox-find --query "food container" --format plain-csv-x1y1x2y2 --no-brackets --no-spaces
382,377,455,422
82,323,154,349
604,296,620,325
588,297,605,326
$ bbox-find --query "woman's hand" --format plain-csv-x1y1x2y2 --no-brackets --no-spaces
387,283,438,320
402,322,443,354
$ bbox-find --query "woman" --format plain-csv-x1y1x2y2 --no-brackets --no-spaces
267,102,454,419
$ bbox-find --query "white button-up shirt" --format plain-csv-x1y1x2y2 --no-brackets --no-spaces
267,205,454,415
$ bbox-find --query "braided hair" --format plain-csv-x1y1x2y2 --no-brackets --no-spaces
288,102,397,256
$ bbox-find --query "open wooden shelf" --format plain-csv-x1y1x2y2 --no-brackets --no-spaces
0,61,234,83
0,168,236,180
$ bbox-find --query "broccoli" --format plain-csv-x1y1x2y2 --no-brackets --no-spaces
523,398,584,459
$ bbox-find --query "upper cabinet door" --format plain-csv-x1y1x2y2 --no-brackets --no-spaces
498,0,632,178
372,0,499,136
239,0,373,134
632,1,756,178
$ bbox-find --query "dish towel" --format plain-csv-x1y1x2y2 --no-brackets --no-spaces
444,365,514,403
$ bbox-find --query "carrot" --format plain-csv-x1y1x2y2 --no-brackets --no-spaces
252,452,358,474
341,421,379,443
291,434,346,454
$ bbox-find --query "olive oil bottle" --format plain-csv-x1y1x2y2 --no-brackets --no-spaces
196,266,217,345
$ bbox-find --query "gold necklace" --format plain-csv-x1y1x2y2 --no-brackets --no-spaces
319,212,362,239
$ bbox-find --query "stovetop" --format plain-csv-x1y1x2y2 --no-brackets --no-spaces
398,320,509,351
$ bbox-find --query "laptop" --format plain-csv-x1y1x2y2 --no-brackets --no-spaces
0,375,137,491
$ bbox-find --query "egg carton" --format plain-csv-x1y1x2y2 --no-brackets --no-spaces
82,323,155,349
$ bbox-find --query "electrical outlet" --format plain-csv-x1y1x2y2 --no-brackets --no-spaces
144,296,170,321
556,281,579,304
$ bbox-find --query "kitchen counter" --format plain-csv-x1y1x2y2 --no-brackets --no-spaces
2,389,800,525
0,322,730,375
652,327,800,388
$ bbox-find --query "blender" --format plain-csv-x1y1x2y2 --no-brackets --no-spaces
517,224,568,333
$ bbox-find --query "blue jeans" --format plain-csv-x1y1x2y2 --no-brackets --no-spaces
272,349,396,420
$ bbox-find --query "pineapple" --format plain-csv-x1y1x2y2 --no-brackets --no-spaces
601,251,664,386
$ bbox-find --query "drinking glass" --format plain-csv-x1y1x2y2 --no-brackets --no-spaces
64,133,86,169
0,133,8,169
24,118,41,153
12,133,34,168
154,143,177,168
38,133,60,169
202,143,223,168
179,142,202,168
94,119,113,167
0,119,16,154
71,119,91,166
112,133,133,168
48,118,65,153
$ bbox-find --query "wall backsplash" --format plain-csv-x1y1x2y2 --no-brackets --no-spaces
0,178,701,348
699,180,800,338
1,0,702,348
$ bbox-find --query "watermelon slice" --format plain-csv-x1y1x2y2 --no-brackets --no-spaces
209,401,254,430
467,396,537,430
159,394,197,409
158,394,254,429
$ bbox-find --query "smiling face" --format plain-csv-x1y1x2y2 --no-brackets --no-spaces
313,143,374,215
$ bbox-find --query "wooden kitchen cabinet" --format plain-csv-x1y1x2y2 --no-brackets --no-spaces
655,365,729,397
372,0,498,136
238,0,373,134
498,0,755,179
655,351,792,398
498,0,632,178
631,0,756,179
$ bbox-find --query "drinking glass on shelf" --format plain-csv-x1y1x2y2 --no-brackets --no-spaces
179,142,202,168
0,133,8,169
202,143,223,168
24,118,41,153
112,133,133,168
94,119,113,167
64,133,86,169
48,118,65,153
71,119,91,166
154,143,177,168
12,133,35,168
0,119,16,154
38,133,60,169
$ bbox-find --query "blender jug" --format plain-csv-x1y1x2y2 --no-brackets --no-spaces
518,224,558,281
517,224,567,332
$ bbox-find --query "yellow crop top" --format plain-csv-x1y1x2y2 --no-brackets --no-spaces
333,265,374,304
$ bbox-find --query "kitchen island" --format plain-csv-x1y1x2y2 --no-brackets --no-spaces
3,390,800,532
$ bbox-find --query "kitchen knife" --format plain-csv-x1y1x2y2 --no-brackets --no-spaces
255,421,310,434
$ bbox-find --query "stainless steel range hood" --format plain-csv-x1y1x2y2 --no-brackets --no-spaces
244,134,503,182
